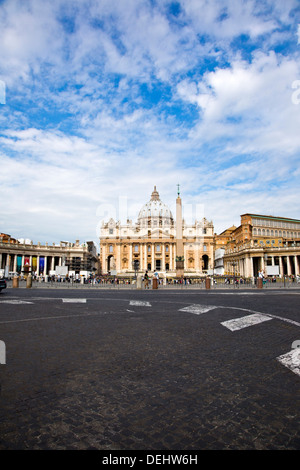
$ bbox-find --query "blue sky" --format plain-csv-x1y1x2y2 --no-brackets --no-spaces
0,0,300,247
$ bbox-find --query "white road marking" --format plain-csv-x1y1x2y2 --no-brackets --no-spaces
219,306,300,328
221,313,273,331
179,304,217,315
0,312,108,324
129,301,151,307
62,298,87,303
0,300,34,304
277,349,300,377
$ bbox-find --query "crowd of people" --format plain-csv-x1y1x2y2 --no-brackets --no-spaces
5,272,300,286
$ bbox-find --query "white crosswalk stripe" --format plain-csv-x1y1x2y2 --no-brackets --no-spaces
221,313,273,331
277,349,300,377
0,300,34,304
62,298,87,303
129,300,151,307
179,304,217,315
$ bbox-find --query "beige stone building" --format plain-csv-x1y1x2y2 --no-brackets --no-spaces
222,214,300,278
99,186,214,279
0,233,99,278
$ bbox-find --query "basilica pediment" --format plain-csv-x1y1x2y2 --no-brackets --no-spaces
139,228,172,239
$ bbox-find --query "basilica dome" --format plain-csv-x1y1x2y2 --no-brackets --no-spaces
137,186,174,226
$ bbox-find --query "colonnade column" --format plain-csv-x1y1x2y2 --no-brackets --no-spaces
287,256,291,276
173,243,176,271
13,255,17,272
44,256,47,276
143,244,147,272
129,244,133,272
295,256,299,276
102,245,106,273
37,256,40,276
195,244,200,273
151,245,155,271
279,256,284,276
117,244,121,272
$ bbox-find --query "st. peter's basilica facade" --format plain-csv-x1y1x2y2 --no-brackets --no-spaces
99,186,214,280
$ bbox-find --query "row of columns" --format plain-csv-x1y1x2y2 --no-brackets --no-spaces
229,254,300,277
0,253,64,276
103,242,177,273
102,241,212,274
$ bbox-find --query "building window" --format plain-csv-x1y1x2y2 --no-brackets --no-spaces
109,229,114,234
156,245,160,252
148,245,151,252
134,245,139,252
165,245,169,253
109,245,113,253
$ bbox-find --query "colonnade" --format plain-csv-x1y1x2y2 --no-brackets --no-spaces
226,253,300,278
0,252,65,276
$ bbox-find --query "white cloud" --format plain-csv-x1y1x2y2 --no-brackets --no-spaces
0,0,300,243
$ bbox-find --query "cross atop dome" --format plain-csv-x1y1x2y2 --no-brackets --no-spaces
151,185,160,201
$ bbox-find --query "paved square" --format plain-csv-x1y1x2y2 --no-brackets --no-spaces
0,287,299,450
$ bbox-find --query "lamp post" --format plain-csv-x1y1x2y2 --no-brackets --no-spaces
133,259,139,280
264,253,268,287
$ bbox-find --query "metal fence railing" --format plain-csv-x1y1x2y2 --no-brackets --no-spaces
3,276,300,290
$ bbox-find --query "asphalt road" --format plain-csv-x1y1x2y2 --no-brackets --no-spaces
0,286,299,451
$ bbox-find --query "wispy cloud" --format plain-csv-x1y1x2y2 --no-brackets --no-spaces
0,0,299,243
